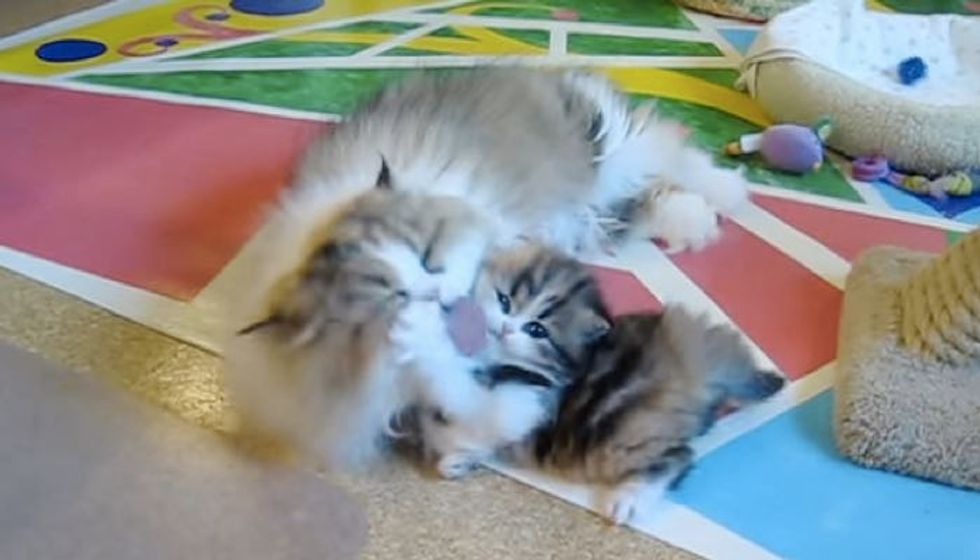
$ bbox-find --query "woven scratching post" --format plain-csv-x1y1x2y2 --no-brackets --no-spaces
836,231,980,490
899,231,980,366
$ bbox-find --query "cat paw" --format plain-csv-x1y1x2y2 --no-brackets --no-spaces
694,165,749,215
390,300,444,363
436,270,476,307
648,191,720,253
436,453,481,480
598,475,673,526
601,483,644,525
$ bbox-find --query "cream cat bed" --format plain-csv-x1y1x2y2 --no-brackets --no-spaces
739,0,980,174
675,0,806,22
835,229,980,491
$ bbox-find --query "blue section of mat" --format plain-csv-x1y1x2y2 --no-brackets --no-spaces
672,390,980,560
718,28,757,54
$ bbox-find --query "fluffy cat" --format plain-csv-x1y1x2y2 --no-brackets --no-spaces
402,246,785,525
224,67,749,470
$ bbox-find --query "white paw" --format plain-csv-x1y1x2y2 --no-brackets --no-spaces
390,300,444,364
436,453,480,480
697,165,749,214
601,483,644,525
598,476,673,526
647,190,720,253
436,266,478,306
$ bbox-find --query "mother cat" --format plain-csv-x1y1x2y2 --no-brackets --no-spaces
224,67,748,469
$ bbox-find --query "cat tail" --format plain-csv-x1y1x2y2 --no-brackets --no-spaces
717,367,787,402
223,327,408,471
661,305,786,404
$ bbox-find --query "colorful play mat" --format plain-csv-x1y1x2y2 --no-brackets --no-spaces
1,1,978,559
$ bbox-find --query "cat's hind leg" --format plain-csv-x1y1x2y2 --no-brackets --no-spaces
598,445,694,525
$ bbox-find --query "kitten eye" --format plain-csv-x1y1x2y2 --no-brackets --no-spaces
496,291,511,314
522,321,549,339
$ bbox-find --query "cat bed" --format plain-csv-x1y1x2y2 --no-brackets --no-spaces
739,0,980,174
835,230,980,491
675,0,806,22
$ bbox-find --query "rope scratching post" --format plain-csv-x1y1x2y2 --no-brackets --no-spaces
899,231,980,365
836,230,980,490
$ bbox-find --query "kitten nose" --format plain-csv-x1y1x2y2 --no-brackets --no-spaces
500,323,513,336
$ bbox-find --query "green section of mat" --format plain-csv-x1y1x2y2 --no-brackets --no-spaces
77,68,859,202
652,97,860,201
320,20,420,33
179,39,366,59
429,0,696,29
77,68,411,114
493,28,550,49
879,0,976,14
177,21,421,60
568,33,722,57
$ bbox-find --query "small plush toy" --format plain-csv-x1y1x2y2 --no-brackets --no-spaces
724,117,833,174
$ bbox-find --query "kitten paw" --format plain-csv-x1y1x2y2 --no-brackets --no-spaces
436,271,475,307
390,300,444,363
436,453,481,480
600,481,646,526
598,474,675,526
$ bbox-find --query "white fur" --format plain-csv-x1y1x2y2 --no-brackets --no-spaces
644,190,722,253
598,461,688,525
423,383,551,479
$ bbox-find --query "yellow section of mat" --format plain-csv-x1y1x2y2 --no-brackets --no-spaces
0,0,424,76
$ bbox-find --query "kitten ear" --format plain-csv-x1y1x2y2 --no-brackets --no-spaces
584,314,611,343
375,155,392,190
236,315,284,336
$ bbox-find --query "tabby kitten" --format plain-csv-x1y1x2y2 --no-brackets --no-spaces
408,247,785,525
393,244,609,478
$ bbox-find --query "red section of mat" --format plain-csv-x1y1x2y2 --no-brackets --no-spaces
0,82,325,301
591,266,662,317
670,223,841,379
754,195,948,261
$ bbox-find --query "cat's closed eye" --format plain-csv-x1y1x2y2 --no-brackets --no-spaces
497,290,511,314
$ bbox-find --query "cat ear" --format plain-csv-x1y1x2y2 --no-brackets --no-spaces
583,314,611,343
236,315,284,336
375,155,392,190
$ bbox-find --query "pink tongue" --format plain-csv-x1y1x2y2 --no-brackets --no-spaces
445,297,488,356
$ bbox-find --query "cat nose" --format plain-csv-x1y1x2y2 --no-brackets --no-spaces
500,323,513,336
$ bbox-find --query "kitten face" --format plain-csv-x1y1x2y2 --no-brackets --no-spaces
474,244,609,382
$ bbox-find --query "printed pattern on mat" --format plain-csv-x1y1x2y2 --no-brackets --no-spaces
0,2,978,560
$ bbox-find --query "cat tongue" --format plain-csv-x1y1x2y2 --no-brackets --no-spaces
445,297,488,356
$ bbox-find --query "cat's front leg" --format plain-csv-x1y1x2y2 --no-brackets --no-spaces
424,222,490,305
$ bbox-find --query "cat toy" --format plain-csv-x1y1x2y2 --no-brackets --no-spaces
897,56,927,85
724,117,832,174
851,155,975,200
